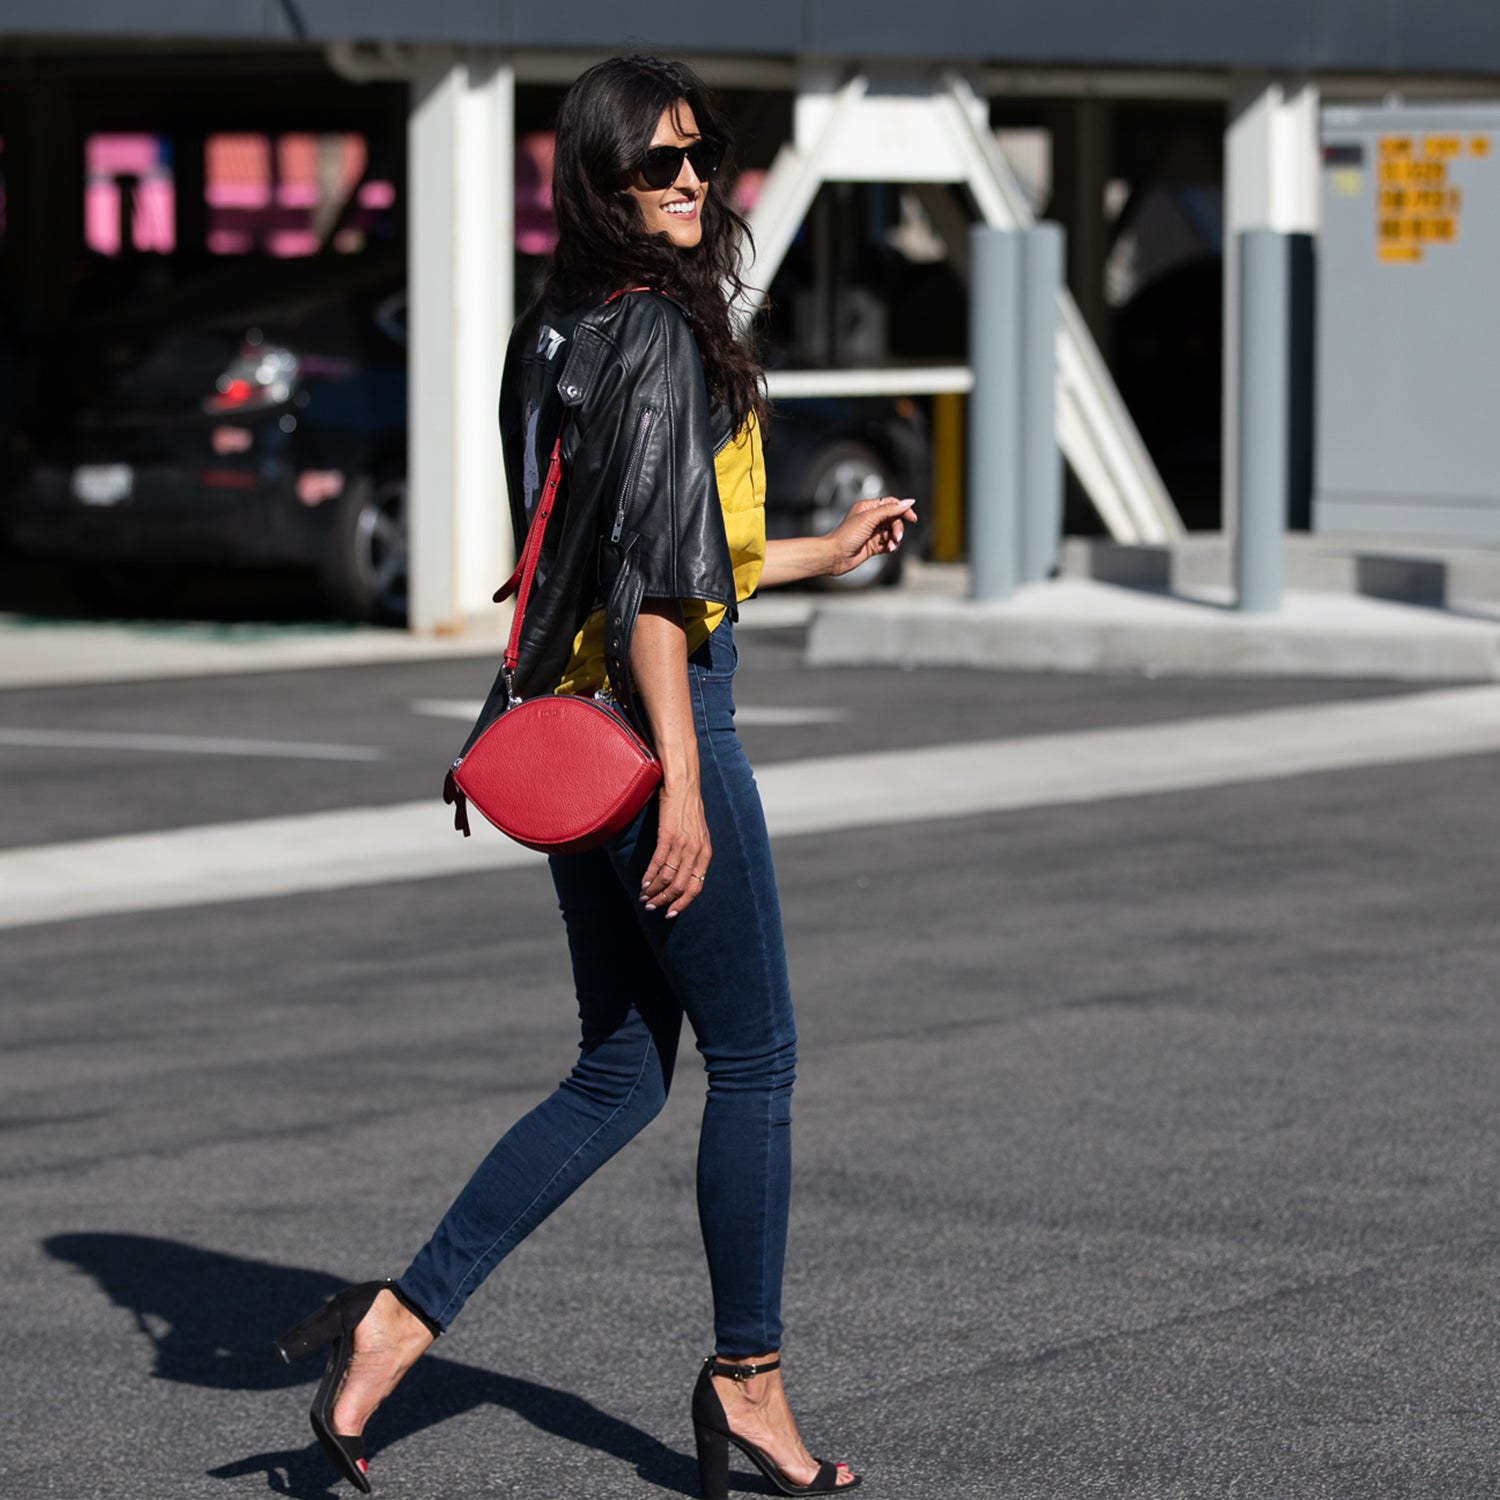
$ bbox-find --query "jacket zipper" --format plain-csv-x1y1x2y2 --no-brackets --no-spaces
611,407,655,542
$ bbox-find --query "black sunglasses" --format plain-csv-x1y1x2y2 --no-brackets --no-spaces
638,137,725,190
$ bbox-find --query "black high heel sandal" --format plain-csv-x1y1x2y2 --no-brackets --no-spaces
273,1278,440,1493
692,1356,860,1498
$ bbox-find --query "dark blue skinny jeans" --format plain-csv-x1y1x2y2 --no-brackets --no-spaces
398,620,797,1356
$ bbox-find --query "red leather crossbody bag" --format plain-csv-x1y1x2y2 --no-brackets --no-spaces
445,404,661,855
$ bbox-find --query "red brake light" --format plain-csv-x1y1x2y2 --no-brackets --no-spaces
203,338,301,414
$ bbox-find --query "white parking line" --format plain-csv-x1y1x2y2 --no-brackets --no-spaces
410,699,848,726
409,698,486,720
736,706,850,726
0,728,384,761
4,683,1500,931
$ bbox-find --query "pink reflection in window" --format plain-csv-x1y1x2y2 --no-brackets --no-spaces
733,170,766,214
516,131,557,256
86,134,175,255
206,132,378,256
358,180,396,211
206,134,272,209
207,230,255,255
267,230,321,257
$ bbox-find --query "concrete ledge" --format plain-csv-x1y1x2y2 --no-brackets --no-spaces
805,580,1500,680
1061,533,1500,606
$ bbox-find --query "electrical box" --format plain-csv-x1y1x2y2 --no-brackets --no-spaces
1316,104,1500,539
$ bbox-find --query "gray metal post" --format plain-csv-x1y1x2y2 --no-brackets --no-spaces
969,226,1022,601
1235,228,1289,612
1019,222,1064,583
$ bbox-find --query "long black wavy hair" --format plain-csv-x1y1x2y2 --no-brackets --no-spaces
544,55,765,432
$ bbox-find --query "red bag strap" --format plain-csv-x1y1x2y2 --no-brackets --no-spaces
502,427,566,676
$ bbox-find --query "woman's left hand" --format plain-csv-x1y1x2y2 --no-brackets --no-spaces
825,496,918,578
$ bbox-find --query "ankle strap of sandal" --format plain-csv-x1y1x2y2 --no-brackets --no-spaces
706,1355,781,1381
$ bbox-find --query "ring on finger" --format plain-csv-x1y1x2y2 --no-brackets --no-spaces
691,872,706,882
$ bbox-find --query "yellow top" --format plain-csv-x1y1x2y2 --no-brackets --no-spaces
555,413,766,697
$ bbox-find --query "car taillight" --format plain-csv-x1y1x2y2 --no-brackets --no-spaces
204,333,300,413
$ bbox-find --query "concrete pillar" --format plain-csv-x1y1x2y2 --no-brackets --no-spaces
1018,224,1064,583
1235,230,1290,612
969,223,1065,600
408,49,515,635
969,229,1023,601
1222,79,1319,535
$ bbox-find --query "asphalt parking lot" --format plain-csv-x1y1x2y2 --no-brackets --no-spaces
3,624,1500,1499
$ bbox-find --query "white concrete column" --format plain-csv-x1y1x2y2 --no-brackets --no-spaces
408,48,515,635
1221,78,1319,533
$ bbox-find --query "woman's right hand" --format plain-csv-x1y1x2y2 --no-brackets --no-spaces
640,780,712,918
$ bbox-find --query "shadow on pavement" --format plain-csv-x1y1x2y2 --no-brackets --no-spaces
45,1232,701,1498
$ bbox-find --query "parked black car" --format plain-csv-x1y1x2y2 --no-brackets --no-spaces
6,261,927,621
8,255,409,619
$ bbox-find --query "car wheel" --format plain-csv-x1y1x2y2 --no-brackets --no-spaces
803,440,903,589
323,470,408,624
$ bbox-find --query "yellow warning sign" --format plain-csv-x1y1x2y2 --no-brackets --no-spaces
1376,134,1477,262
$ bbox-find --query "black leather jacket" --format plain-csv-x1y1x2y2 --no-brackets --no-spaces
455,289,737,764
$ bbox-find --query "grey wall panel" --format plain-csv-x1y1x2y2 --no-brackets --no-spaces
804,0,1267,67
0,0,508,43
297,0,507,44
804,0,1500,71
6,0,1500,73
497,0,805,53
0,0,276,37
1383,0,1500,72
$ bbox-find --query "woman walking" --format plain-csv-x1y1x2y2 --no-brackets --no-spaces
275,54,914,1497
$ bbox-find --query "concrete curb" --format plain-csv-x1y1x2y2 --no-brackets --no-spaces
0,616,511,690
9,568,1500,691
805,581,1500,681
0,585,899,691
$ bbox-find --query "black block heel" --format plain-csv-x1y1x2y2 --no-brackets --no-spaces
690,1356,860,1498
274,1293,354,1364
695,1413,732,1500
273,1278,440,1494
